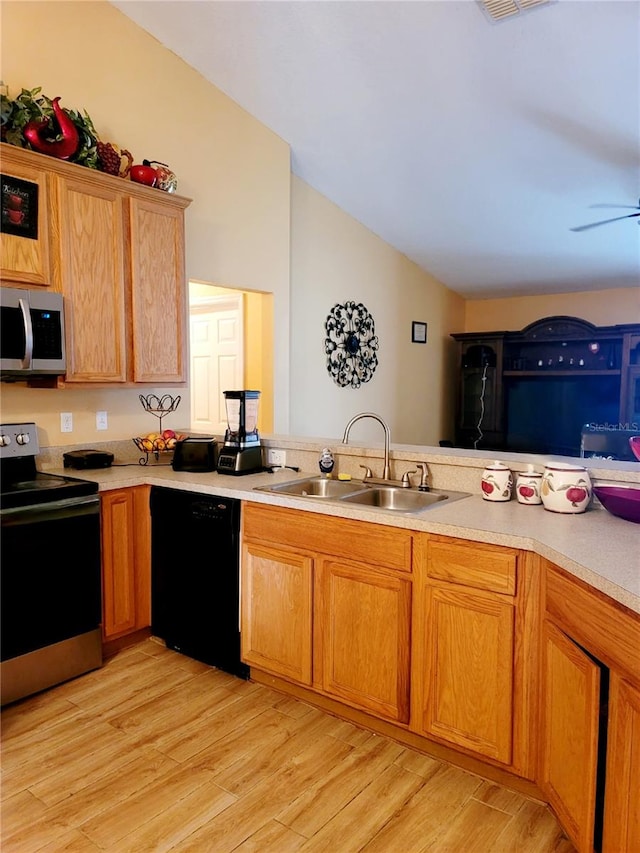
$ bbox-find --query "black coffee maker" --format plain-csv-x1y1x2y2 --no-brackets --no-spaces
216,390,263,475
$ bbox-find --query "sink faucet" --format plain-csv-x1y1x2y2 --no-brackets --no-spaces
342,412,391,480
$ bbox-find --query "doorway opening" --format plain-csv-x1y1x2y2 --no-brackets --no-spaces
188,281,274,436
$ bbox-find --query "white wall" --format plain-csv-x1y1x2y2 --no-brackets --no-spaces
290,178,465,446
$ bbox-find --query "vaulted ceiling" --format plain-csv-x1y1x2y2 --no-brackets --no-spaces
113,0,639,299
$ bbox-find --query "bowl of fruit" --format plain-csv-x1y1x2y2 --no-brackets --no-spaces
133,429,188,462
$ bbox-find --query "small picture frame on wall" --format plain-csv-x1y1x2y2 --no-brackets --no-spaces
1,174,39,240
412,321,427,344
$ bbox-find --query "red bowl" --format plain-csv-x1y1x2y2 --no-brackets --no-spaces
593,486,640,524
629,436,640,462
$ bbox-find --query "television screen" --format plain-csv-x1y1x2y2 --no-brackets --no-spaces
504,375,621,457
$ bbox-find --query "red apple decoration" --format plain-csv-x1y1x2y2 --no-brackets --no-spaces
518,485,535,499
566,486,588,505
130,160,158,187
481,480,494,495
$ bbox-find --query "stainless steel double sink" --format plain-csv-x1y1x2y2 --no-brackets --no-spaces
254,476,470,515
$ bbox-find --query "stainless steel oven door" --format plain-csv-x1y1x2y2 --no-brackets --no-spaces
1,494,102,704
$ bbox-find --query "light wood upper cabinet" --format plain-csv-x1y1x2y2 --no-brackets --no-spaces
241,540,313,685
1,144,191,385
54,175,127,382
129,196,187,383
316,557,411,723
101,486,151,642
1,151,52,287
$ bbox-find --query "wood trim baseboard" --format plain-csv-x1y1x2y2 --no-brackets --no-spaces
102,627,151,659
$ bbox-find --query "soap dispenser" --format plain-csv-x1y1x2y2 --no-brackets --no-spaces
319,448,335,478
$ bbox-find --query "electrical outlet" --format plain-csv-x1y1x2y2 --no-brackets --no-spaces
60,412,73,433
96,411,108,431
266,448,286,467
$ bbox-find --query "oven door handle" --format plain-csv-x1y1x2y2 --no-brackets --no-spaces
18,296,34,370
0,494,100,526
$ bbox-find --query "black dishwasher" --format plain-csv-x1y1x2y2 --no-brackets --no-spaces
150,487,249,678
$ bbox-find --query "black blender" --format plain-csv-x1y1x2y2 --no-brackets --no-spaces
216,390,263,475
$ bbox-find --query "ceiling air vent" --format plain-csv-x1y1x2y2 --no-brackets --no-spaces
479,0,551,22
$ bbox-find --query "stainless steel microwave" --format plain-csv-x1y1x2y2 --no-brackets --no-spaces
0,287,66,379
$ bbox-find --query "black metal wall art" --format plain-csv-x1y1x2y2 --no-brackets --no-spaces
324,301,379,388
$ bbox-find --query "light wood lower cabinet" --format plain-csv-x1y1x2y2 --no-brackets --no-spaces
410,534,537,775
241,541,313,685
417,583,515,763
539,620,601,853
316,557,411,723
240,504,536,769
603,674,640,852
541,560,640,853
101,486,151,641
241,503,413,723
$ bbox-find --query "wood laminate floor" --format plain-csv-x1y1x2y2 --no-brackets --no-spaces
1,639,575,852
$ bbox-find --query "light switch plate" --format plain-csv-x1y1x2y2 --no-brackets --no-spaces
96,411,108,431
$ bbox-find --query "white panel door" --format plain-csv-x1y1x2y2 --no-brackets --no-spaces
190,295,243,434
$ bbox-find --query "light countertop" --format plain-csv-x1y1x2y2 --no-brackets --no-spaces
52,463,640,615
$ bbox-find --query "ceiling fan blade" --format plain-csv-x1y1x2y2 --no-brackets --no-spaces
570,212,640,232
589,203,640,210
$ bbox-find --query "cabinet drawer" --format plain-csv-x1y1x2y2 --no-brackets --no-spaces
243,502,412,572
425,535,517,595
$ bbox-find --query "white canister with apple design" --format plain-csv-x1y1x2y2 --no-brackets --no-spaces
541,463,592,514
516,464,543,505
481,461,513,502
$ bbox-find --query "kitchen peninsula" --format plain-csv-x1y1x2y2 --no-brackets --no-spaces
39,436,640,853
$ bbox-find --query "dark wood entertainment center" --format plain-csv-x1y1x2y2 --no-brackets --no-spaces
451,316,640,458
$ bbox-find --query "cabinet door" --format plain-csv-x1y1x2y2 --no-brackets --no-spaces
101,486,150,641
55,176,128,382
417,584,514,764
129,197,186,383
241,541,313,685
1,157,52,287
603,673,640,853
540,621,600,853
317,558,411,723
101,489,136,639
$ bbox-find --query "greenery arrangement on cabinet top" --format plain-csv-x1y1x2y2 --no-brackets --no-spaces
1,86,100,169
0,85,140,181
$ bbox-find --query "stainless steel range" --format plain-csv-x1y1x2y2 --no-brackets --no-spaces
0,422,102,705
